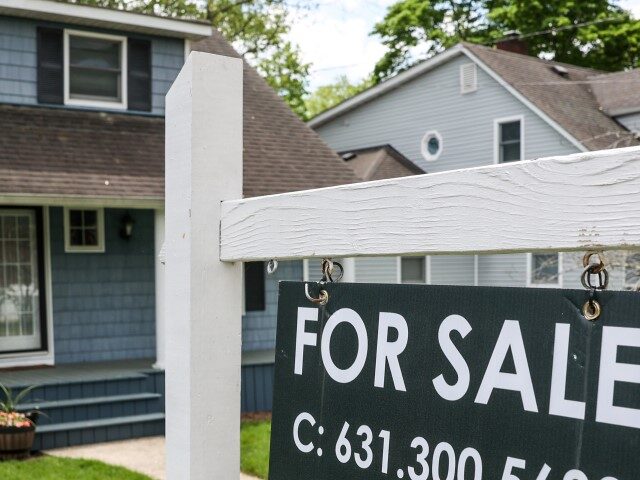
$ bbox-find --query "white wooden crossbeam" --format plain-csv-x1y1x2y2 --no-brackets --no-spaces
220,146,640,261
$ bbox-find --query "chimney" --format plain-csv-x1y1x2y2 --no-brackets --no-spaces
495,30,528,55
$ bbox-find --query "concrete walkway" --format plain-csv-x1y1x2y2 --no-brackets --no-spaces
48,436,259,480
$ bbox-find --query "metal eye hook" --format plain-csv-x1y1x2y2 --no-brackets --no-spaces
267,259,278,275
305,283,329,306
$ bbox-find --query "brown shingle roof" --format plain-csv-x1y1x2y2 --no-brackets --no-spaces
191,30,359,197
0,31,358,200
340,145,424,181
464,43,638,150
0,104,165,200
588,69,640,116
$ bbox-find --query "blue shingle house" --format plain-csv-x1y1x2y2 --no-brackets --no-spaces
0,0,358,449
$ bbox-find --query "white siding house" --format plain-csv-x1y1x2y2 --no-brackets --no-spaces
310,42,640,290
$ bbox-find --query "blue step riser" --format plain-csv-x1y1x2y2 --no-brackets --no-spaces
18,376,159,403
33,398,162,425
33,420,165,451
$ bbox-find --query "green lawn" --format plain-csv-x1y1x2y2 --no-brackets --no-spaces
0,456,152,480
0,421,272,480
241,419,271,479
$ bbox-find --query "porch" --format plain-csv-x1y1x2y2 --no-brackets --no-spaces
1,359,165,451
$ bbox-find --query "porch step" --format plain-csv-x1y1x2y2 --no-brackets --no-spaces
33,413,165,451
19,393,163,426
37,412,166,433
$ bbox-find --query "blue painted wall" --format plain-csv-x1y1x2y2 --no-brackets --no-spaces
0,15,184,114
50,208,156,363
242,260,302,352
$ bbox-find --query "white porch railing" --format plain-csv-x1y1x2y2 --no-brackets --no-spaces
165,52,640,479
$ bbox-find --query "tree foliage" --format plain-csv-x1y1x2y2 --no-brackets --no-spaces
66,0,310,117
305,75,374,119
372,0,640,82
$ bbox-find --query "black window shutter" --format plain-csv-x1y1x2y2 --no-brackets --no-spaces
244,262,266,312
37,27,63,104
128,38,152,112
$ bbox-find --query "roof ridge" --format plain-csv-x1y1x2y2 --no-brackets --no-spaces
462,42,605,75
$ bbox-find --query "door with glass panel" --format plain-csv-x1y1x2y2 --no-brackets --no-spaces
0,209,44,353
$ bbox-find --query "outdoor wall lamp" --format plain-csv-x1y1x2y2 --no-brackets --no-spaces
120,212,134,240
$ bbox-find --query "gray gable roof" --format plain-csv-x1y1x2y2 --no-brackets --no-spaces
310,43,638,152
464,43,638,151
588,69,640,116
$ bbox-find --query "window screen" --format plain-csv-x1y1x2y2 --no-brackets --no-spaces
66,209,103,251
530,253,559,285
401,257,426,284
69,35,122,102
499,120,521,163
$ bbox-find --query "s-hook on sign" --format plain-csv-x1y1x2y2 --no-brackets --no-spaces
269,282,640,480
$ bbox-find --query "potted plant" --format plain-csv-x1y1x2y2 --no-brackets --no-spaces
0,383,38,460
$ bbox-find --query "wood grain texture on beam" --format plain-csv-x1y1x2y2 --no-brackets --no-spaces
220,146,640,261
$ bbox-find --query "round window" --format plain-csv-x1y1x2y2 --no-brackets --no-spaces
421,131,443,161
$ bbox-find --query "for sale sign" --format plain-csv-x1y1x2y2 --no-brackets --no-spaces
269,282,640,480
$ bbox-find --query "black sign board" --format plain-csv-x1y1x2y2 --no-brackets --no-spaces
269,282,640,480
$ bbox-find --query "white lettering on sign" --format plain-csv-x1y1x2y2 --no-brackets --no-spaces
321,308,369,383
549,323,586,420
374,312,409,391
475,320,539,413
596,326,640,429
292,308,640,430
293,412,316,453
294,307,318,375
432,314,472,401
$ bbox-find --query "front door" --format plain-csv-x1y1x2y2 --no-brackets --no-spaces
0,208,46,353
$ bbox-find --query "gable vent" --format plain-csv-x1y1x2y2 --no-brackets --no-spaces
460,63,477,94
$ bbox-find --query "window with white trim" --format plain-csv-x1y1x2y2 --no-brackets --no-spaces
460,63,477,94
401,257,426,283
529,253,560,286
64,30,127,109
497,118,523,163
64,208,105,253
421,131,443,161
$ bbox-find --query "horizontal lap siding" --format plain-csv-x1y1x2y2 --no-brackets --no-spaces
478,254,526,287
355,257,398,283
431,255,475,285
315,55,579,173
315,54,582,288
51,208,156,363
616,113,640,133
242,260,302,352
0,17,37,104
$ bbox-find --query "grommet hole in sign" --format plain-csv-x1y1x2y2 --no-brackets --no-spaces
581,251,608,322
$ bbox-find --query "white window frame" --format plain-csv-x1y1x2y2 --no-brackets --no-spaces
64,207,106,253
421,130,443,162
494,115,525,164
460,63,477,94
526,252,563,288
63,29,128,110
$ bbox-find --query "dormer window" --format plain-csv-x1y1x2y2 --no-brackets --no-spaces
64,31,127,109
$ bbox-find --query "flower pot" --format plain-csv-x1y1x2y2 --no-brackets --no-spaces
0,426,36,460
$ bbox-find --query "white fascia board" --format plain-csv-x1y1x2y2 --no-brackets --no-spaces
0,0,212,40
307,44,465,128
460,46,588,152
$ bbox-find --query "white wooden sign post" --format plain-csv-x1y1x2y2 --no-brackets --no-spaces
165,52,640,479
165,52,243,479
